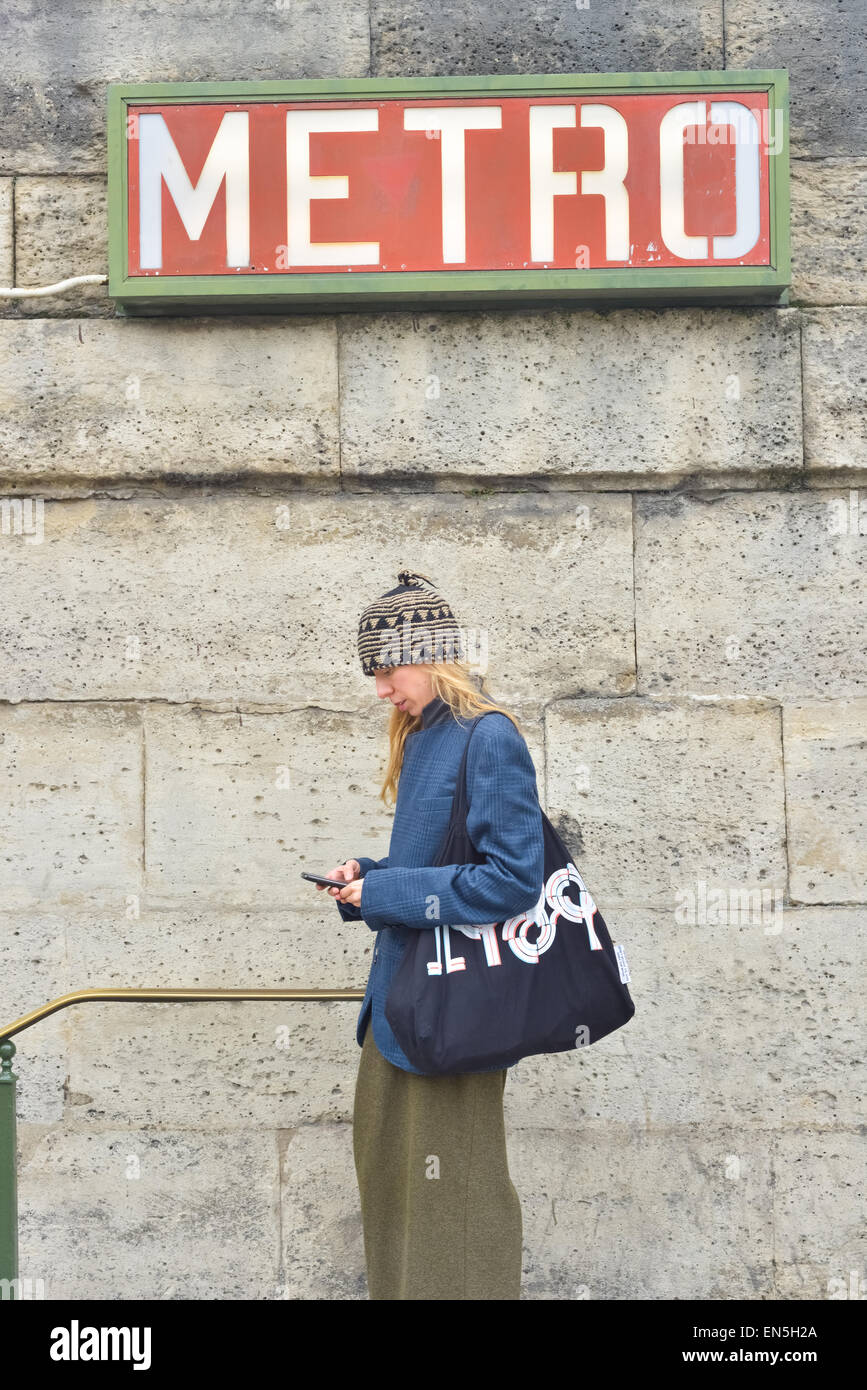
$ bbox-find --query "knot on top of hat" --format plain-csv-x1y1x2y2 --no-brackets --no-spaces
397,569,437,588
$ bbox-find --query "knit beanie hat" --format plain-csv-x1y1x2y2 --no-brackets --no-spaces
357,569,465,676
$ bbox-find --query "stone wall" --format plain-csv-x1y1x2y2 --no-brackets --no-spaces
0,2,864,1300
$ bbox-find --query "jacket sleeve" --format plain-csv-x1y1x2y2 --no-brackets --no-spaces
334,854,389,922
358,715,544,931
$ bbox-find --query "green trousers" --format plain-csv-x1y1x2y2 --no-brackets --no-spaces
352,1021,523,1300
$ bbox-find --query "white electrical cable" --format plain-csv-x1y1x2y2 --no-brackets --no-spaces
0,274,107,298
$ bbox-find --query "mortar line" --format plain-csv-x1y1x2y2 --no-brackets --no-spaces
10,173,16,286
335,316,344,490
797,308,809,484
141,702,147,885
630,491,639,697
778,703,791,908
276,1128,284,1295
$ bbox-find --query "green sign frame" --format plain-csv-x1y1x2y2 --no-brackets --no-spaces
107,70,790,315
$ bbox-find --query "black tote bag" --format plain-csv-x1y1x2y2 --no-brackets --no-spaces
385,713,636,1075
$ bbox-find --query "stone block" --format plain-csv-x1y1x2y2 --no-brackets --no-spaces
0,493,634,706
0,318,339,483
66,999,361,1128
507,906,864,1132
143,704,394,910
17,1124,279,1299
803,310,867,480
278,1122,366,1299
0,913,68,1123
0,178,12,285
0,1,371,174
784,700,867,903
370,1,723,77
12,176,110,316
790,159,867,307
510,1124,775,1299
727,0,867,156
339,308,802,486
543,696,787,912
772,1129,867,1299
0,703,142,910
634,491,867,699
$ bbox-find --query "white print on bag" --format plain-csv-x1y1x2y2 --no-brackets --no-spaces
425,860,606,976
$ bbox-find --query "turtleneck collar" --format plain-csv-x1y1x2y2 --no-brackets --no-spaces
419,694,452,729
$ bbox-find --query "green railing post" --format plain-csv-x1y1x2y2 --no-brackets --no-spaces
0,1039,18,1299
0,987,366,1301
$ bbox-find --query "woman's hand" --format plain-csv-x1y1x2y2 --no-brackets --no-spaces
316,860,363,904
337,877,364,907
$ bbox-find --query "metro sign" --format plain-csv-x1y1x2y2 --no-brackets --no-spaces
107,72,789,313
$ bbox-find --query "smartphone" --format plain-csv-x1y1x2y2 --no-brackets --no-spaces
300,871,350,888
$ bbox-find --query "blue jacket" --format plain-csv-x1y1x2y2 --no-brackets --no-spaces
336,694,545,1073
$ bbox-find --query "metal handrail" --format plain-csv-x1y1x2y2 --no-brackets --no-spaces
0,986,365,1043
0,986,366,1299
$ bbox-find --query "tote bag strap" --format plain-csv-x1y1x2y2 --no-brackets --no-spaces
453,709,543,819
436,711,494,854
452,713,483,815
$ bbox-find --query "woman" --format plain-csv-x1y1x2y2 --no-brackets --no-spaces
316,569,545,1300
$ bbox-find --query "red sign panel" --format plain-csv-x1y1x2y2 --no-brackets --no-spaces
125,91,776,277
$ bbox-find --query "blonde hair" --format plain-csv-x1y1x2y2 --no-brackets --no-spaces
377,661,521,806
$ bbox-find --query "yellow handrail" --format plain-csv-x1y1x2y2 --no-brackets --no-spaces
0,987,366,1042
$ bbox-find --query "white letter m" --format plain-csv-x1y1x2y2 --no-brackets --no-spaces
138,111,250,269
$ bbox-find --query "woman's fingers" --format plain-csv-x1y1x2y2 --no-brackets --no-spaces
335,859,361,894
313,864,345,896
317,859,361,897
